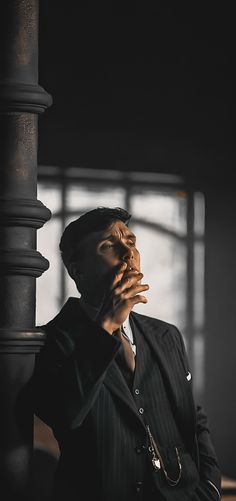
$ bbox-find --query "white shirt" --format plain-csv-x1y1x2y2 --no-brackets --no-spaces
122,316,136,356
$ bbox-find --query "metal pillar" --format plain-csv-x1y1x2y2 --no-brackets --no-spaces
0,1,52,499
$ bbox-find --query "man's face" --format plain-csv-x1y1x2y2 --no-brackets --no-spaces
77,219,141,300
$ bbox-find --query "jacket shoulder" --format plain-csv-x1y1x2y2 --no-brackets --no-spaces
36,297,85,358
39,297,82,330
131,310,177,332
131,310,184,349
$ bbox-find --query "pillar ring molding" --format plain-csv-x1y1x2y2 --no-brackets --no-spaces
0,198,51,228
0,83,53,113
0,329,46,353
0,249,49,277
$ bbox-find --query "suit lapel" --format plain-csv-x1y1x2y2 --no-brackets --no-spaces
130,312,196,445
104,358,145,430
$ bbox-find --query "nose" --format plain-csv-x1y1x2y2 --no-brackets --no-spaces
120,243,133,262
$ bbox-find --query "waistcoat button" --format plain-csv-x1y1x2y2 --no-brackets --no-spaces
135,480,143,493
135,445,146,454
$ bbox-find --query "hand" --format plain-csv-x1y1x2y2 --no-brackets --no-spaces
96,262,149,334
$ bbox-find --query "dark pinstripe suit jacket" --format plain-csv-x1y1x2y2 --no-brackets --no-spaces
32,297,221,501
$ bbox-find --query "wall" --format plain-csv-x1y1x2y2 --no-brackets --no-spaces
37,5,234,476
205,179,236,477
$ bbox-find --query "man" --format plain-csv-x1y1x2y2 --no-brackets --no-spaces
32,207,221,501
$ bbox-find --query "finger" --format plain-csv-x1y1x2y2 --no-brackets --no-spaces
110,262,128,289
119,284,149,300
113,294,148,310
98,263,128,316
95,263,130,320
129,295,148,306
115,272,143,294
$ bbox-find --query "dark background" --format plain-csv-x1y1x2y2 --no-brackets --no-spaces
38,3,235,476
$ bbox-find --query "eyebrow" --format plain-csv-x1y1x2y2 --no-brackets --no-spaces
101,232,136,241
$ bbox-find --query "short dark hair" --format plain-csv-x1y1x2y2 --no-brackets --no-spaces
59,206,131,271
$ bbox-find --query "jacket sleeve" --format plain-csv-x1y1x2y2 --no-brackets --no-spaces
174,326,221,499
30,317,121,441
195,405,221,499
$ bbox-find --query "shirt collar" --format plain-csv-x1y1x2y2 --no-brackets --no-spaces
122,315,134,344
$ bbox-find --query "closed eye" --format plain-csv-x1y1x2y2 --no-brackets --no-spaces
99,242,114,252
99,237,136,252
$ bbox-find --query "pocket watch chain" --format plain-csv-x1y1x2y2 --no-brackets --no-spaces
146,424,182,487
